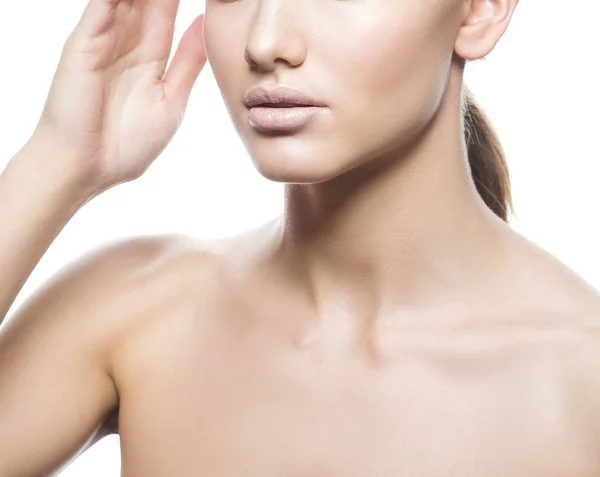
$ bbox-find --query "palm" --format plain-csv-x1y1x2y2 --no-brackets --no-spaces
35,0,206,189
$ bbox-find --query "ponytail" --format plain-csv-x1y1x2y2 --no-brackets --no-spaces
461,85,514,222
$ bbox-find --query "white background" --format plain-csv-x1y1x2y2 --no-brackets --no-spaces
0,0,598,475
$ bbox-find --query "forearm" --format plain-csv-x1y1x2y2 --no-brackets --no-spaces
0,137,96,324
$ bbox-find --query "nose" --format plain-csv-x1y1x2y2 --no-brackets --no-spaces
244,2,307,72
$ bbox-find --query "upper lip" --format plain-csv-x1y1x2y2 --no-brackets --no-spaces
244,86,328,108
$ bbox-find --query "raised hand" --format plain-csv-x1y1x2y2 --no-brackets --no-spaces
31,0,207,193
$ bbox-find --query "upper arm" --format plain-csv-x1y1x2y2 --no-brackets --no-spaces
0,234,190,477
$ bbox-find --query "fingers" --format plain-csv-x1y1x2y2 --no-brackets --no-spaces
75,0,130,37
162,14,207,106
147,0,181,20
74,0,179,39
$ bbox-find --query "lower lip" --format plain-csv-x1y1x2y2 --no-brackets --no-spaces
248,106,326,132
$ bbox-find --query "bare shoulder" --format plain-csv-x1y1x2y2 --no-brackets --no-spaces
81,232,235,363
9,233,222,328
55,232,229,347
12,231,232,382
0,232,227,474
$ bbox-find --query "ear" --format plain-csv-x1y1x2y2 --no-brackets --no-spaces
454,0,520,61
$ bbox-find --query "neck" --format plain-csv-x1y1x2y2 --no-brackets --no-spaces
274,92,516,332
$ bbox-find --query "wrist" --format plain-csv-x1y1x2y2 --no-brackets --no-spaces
9,135,103,206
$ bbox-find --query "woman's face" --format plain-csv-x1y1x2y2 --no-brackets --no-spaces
203,0,466,183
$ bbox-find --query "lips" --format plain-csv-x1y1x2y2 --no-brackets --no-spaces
248,105,326,131
243,86,328,109
244,86,328,131
257,103,310,108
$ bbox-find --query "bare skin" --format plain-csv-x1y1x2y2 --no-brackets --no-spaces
2,0,600,476
5,221,600,476
116,227,600,477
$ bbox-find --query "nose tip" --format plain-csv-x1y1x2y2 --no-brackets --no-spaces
243,18,307,71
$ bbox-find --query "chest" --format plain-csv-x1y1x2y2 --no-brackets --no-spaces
115,324,600,477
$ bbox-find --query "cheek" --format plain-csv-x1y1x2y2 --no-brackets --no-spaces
318,25,449,164
202,17,242,110
331,19,453,152
339,21,439,112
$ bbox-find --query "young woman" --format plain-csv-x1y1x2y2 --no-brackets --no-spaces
2,0,600,475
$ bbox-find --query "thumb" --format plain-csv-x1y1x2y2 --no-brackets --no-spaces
163,14,207,106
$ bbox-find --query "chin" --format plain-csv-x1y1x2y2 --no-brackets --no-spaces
240,135,358,184
250,155,341,184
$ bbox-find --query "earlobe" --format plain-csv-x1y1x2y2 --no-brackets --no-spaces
454,0,520,61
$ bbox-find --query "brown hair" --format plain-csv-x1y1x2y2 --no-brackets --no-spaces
461,85,515,222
